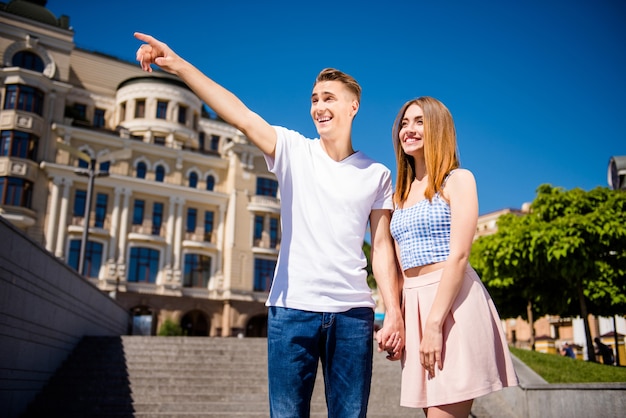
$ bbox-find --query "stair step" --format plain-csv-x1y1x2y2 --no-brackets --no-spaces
21,335,417,417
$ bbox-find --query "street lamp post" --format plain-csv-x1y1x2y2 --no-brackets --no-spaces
57,141,131,276
76,157,108,276
607,155,626,366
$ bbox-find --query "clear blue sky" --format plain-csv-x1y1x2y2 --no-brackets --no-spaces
47,0,625,215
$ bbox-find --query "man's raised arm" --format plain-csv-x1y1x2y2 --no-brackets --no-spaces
134,32,276,157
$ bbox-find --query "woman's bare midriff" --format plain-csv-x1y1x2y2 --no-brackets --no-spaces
404,260,446,278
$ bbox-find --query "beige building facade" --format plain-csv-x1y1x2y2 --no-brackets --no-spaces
1,0,277,337
3,1,623,359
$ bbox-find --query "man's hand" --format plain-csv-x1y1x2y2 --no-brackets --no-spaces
134,32,184,74
375,312,404,361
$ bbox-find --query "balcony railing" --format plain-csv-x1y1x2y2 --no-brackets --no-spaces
130,223,163,237
184,231,216,244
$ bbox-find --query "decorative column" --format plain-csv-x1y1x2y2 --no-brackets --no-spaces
165,196,176,269
173,197,184,271
117,188,131,264
221,300,231,337
226,190,237,248
215,203,226,275
45,176,62,253
54,179,72,259
108,187,123,261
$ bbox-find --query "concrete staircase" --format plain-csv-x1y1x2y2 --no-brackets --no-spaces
20,336,511,417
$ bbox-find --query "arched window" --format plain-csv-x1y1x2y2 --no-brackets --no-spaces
136,161,147,179
188,172,198,188
183,254,212,288
130,306,154,335
12,51,44,72
68,239,103,278
155,165,165,182
206,175,215,191
128,247,160,283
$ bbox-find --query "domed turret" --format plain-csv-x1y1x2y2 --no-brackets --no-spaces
2,0,70,29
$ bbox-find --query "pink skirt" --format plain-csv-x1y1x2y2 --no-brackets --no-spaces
400,265,518,408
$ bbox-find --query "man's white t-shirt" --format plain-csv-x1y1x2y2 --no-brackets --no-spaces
263,126,394,313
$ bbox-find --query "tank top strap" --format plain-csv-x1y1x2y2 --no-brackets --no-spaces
441,169,458,189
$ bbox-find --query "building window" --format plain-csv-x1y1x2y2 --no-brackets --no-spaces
256,177,278,197
186,207,197,233
270,217,279,248
73,189,86,217
155,165,165,182
68,239,103,278
72,103,87,121
254,215,263,245
94,193,107,228
254,258,276,292
99,161,110,173
12,51,44,72
206,175,215,191
120,101,126,122
152,202,163,235
154,136,166,146
198,132,205,150
188,172,198,188
1,130,38,160
135,99,145,118
93,108,105,128
178,105,187,124
0,177,33,208
136,162,147,179
156,100,168,119
3,84,44,116
204,211,214,242
210,135,220,151
128,247,159,283
183,254,211,288
133,199,145,225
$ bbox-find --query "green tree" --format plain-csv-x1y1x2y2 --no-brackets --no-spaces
471,184,626,360
471,212,550,349
363,241,377,289
158,318,185,336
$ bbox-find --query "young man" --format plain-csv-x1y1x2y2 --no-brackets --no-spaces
134,33,404,417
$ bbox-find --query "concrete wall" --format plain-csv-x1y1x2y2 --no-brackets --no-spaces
496,381,626,418
0,217,130,418
489,355,626,417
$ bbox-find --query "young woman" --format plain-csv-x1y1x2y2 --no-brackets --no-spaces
389,97,518,417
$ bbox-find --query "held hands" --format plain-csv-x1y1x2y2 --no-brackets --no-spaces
377,330,402,360
375,313,404,361
134,32,183,74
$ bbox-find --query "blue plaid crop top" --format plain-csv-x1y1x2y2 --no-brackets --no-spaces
390,192,451,270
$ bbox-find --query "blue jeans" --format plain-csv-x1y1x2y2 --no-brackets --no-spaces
267,306,374,418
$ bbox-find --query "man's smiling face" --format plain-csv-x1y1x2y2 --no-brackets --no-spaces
310,80,358,139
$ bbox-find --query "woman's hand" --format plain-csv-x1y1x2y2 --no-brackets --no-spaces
419,322,443,378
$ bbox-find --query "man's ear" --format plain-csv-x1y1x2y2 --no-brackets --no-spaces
350,100,359,117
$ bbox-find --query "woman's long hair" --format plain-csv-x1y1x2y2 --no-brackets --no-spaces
392,97,460,206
